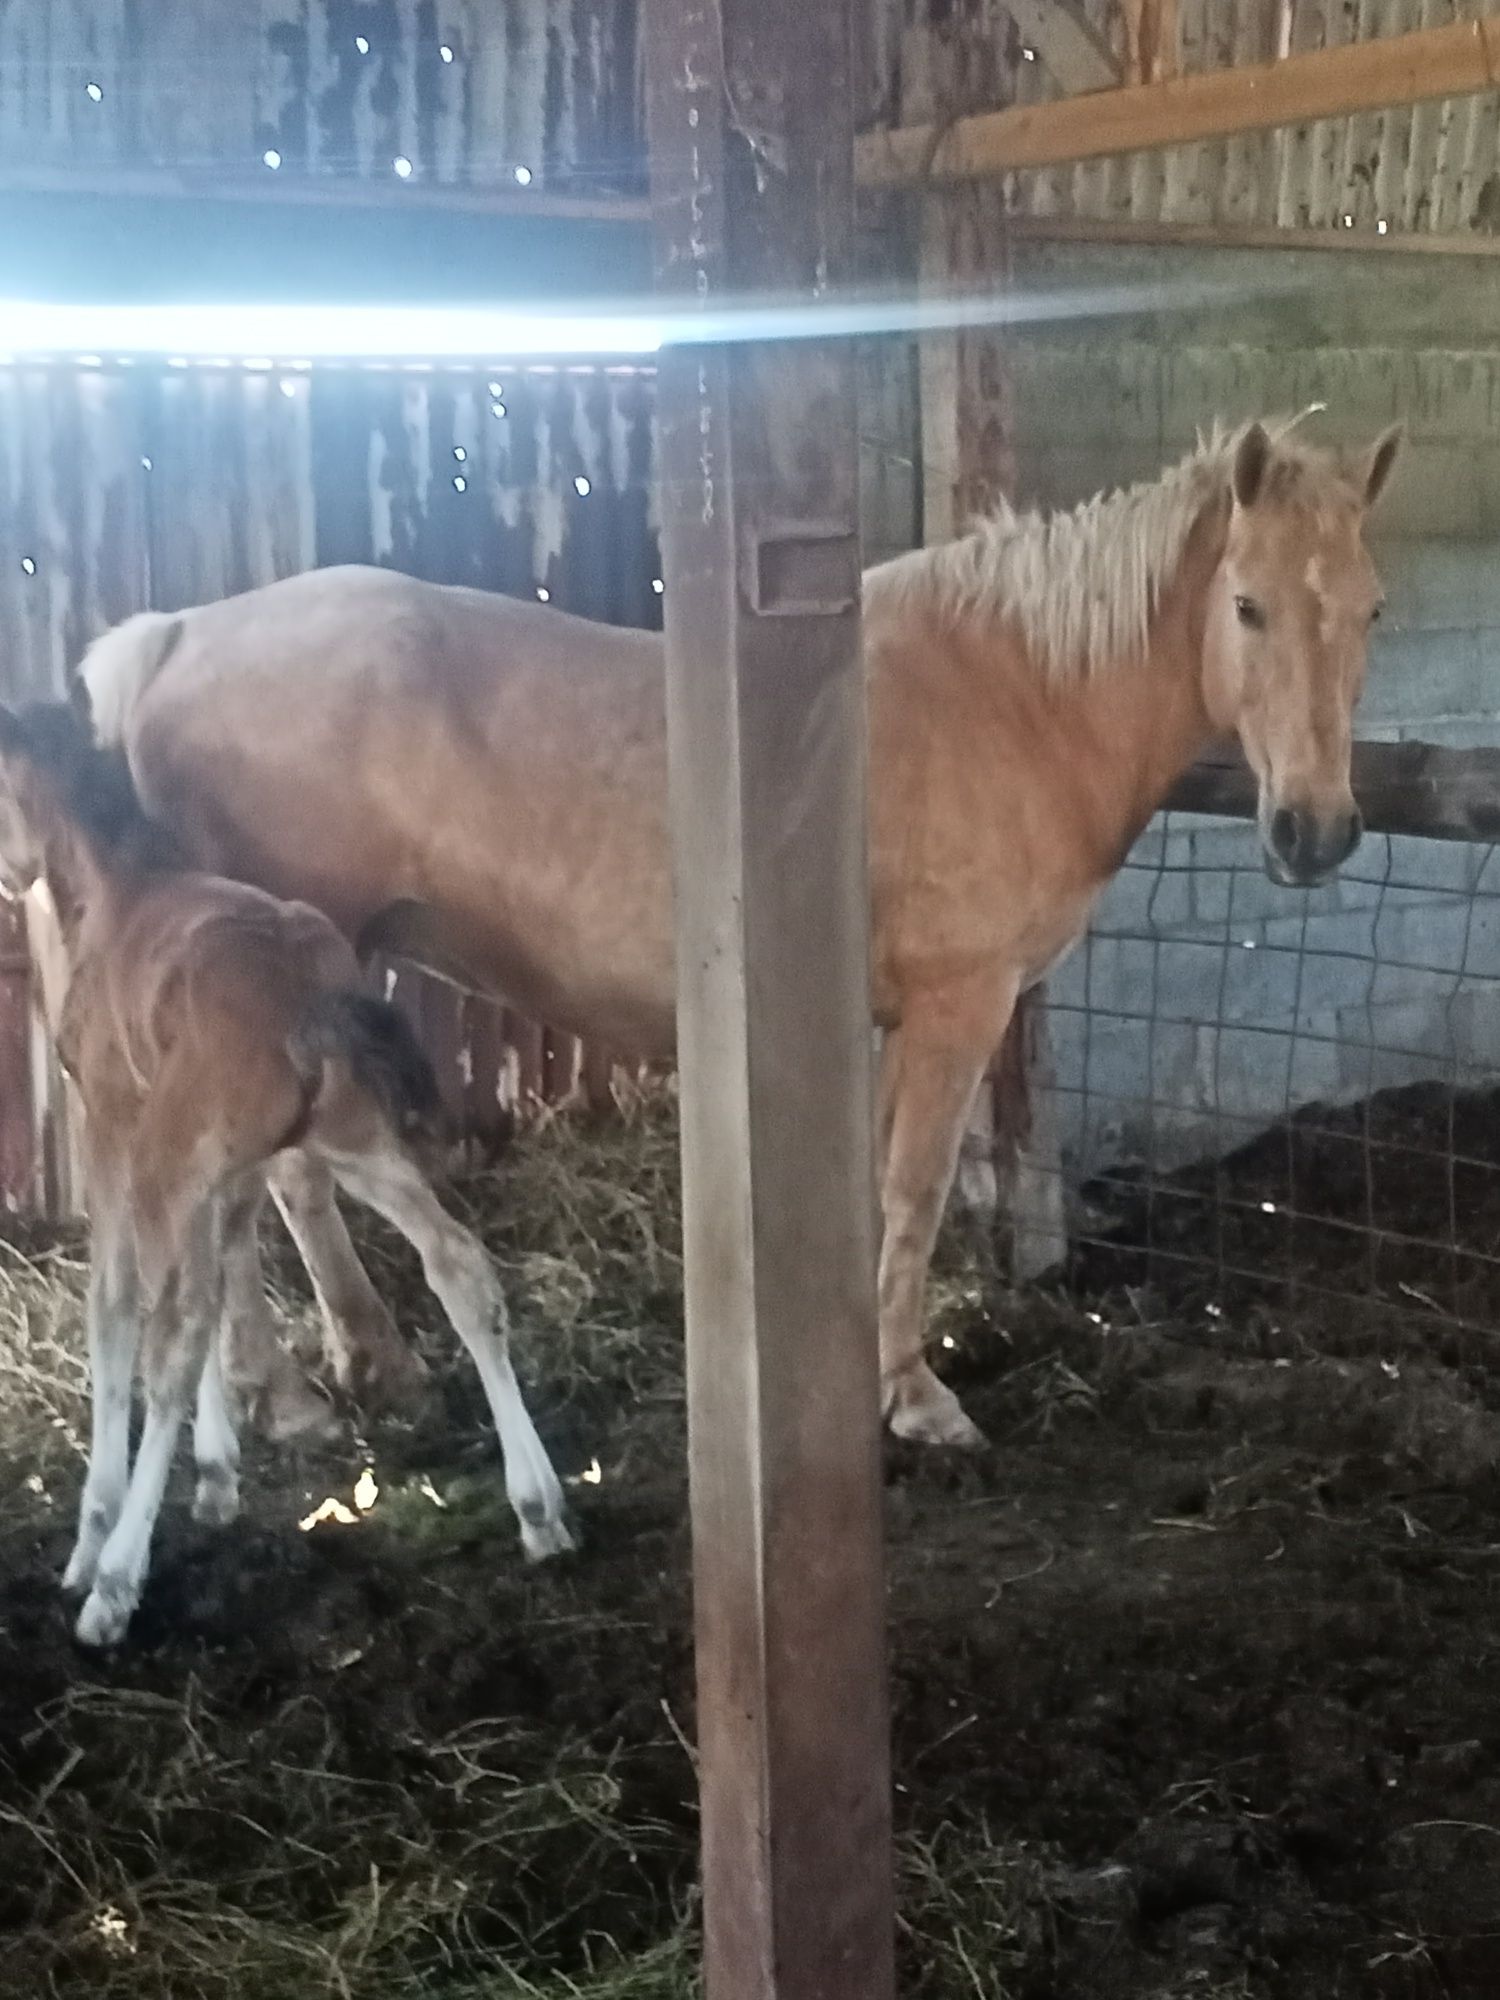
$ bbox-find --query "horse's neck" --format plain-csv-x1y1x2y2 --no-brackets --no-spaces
1050,500,1227,854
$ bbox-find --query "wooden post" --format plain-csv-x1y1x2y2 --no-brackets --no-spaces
644,0,895,1996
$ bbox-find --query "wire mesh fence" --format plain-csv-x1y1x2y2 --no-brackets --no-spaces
1040,814,1500,1359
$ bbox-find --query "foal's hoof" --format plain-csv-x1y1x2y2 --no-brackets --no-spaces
258,1369,343,1446
192,1472,242,1528
518,1506,578,1564
61,1548,98,1599
337,1338,431,1417
886,1371,987,1450
75,1584,133,1651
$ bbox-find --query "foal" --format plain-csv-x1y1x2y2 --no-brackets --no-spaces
0,703,573,1648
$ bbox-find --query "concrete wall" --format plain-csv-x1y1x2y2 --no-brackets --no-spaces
990,246,1500,1176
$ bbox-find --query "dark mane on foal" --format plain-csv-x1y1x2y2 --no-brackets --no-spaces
7,700,184,871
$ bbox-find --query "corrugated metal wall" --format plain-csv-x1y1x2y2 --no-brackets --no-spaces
0,0,641,195
888,0,1500,239
0,358,660,1214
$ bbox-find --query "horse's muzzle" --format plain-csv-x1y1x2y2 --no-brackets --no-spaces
1264,804,1363,887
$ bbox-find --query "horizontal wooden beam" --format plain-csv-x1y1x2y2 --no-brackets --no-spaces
856,16,1500,188
1166,740,1500,846
1004,214,1500,258
0,165,650,226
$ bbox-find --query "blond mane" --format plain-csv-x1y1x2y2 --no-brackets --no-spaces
865,414,1345,681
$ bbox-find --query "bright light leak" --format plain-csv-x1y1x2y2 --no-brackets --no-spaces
439,44,455,63
514,165,534,186
393,155,414,179
354,1466,379,1513
0,275,1287,365
263,149,282,170
85,81,103,102
299,1495,359,1531
0,298,664,359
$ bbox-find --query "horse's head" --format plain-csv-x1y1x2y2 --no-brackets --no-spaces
1201,419,1401,887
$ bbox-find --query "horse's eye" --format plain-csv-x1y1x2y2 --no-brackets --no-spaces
1371,603,1384,625
1234,595,1265,631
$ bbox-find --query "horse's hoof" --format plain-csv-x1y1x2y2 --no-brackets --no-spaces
887,1375,987,1450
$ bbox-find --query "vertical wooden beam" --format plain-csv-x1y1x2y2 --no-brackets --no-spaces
644,1,895,1997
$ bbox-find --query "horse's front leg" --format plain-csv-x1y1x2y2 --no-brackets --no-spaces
267,1151,429,1411
879,984,1018,1447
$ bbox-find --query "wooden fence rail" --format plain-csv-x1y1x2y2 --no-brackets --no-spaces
1166,739,1500,845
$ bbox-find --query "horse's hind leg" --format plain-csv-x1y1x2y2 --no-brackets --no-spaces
220,1179,340,1444
268,1151,429,1412
76,1203,222,1649
323,1140,574,1561
879,987,1018,1448
191,1320,241,1527
64,1165,140,1597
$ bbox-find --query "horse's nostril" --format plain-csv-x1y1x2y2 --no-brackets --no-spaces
1270,807,1299,859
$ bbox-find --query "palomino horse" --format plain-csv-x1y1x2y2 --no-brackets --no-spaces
81,416,1400,1449
0,703,573,1646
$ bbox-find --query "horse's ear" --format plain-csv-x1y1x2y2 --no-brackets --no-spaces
1232,423,1271,509
1358,423,1403,510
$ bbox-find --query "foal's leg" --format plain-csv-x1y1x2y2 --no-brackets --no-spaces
191,1324,241,1527
323,1142,573,1560
268,1151,429,1410
76,1205,223,1649
63,1186,140,1597
879,988,1018,1448
220,1180,340,1443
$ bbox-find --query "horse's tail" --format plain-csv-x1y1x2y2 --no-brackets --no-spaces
78,610,185,748
287,991,447,1152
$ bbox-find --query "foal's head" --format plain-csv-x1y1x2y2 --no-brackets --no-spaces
0,699,171,899
1200,421,1401,887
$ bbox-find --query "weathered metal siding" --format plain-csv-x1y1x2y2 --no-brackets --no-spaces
0,358,659,1213
0,0,641,194
888,0,1500,239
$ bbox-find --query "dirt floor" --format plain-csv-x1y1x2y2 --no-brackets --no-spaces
1,1090,1499,1998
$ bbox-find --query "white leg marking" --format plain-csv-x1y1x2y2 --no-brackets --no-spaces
64,1213,140,1597
328,1144,574,1561
192,1331,241,1527
77,1207,221,1649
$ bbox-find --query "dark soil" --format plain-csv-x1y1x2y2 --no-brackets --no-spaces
0,1093,1498,1998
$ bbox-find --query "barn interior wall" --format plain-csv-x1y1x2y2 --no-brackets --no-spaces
992,242,1500,1178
